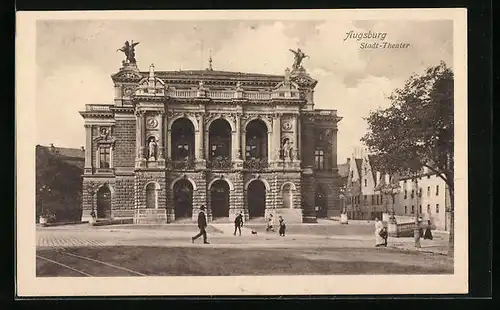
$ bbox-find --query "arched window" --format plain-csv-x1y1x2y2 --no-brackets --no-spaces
145,183,159,209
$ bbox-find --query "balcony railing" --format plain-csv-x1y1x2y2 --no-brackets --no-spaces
170,158,195,170
165,89,300,101
243,158,269,170
85,104,112,111
207,156,232,169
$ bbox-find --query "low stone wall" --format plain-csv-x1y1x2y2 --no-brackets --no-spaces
134,208,167,224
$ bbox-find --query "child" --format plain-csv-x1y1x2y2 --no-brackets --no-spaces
266,214,275,232
278,216,286,237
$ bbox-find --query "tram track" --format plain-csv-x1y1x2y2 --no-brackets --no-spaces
36,249,147,277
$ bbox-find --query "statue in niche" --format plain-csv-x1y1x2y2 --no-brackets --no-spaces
148,137,158,160
282,138,292,159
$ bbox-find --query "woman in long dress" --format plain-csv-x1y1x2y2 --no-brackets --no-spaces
374,217,387,247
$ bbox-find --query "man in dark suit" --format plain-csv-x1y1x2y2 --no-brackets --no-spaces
233,212,244,236
192,205,209,244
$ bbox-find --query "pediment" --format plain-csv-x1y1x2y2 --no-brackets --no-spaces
111,70,144,81
291,75,317,87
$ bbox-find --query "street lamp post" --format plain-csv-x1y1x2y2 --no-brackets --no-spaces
85,181,99,223
38,184,51,224
413,175,422,248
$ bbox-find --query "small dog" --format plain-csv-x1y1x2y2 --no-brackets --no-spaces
251,230,258,235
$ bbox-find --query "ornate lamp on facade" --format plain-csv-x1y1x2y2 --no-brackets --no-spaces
85,181,99,224
339,185,348,224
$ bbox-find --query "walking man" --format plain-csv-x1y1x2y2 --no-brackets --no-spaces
192,205,209,244
233,212,244,236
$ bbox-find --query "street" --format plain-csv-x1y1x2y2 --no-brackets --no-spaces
36,222,453,276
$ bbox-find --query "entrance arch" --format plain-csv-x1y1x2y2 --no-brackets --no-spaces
210,180,230,219
96,185,112,218
173,179,193,220
315,185,327,218
247,180,266,219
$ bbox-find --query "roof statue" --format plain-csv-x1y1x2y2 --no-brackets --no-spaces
289,48,309,71
117,40,140,65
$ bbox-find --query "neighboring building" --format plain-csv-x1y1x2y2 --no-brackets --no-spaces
394,167,450,231
79,53,343,224
37,144,85,169
345,151,386,220
344,149,450,230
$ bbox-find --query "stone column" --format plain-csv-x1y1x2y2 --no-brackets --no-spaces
296,116,301,160
110,145,114,168
195,126,202,161
198,114,205,160
234,116,241,159
135,110,143,160
165,113,170,160
139,111,145,158
84,125,92,170
241,129,246,161
331,128,338,169
273,114,281,161
204,128,210,160
95,149,100,169
291,116,298,160
267,130,272,162
158,112,164,157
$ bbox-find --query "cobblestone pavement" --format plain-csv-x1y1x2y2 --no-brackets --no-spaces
36,224,450,255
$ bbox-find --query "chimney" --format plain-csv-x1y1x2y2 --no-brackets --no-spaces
376,171,381,184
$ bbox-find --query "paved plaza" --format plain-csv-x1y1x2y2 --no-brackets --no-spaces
35,221,452,277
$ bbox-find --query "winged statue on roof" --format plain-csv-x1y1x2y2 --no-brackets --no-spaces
117,40,140,64
289,48,309,70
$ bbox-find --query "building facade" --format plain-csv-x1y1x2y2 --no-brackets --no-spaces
344,150,450,231
79,57,342,224
394,168,450,231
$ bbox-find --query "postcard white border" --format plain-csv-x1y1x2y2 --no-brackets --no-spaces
16,8,468,296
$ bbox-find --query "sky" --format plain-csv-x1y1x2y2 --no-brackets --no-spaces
35,19,453,163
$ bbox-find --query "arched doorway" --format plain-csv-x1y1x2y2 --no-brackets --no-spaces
173,179,193,219
96,185,112,218
247,180,266,219
210,180,230,219
245,119,268,160
171,118,195,161
209,119,232,167
145,182,159,209
315,185,327,218
282,182,295,209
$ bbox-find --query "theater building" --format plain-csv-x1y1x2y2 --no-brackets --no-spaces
79,55,343,224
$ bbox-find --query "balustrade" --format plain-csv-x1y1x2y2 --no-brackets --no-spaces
170,158,195,170
86,104,112,111
207,156,232,169
243,158,269,170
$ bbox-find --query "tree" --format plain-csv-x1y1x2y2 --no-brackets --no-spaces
36,146,83,222
361,61,454,256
